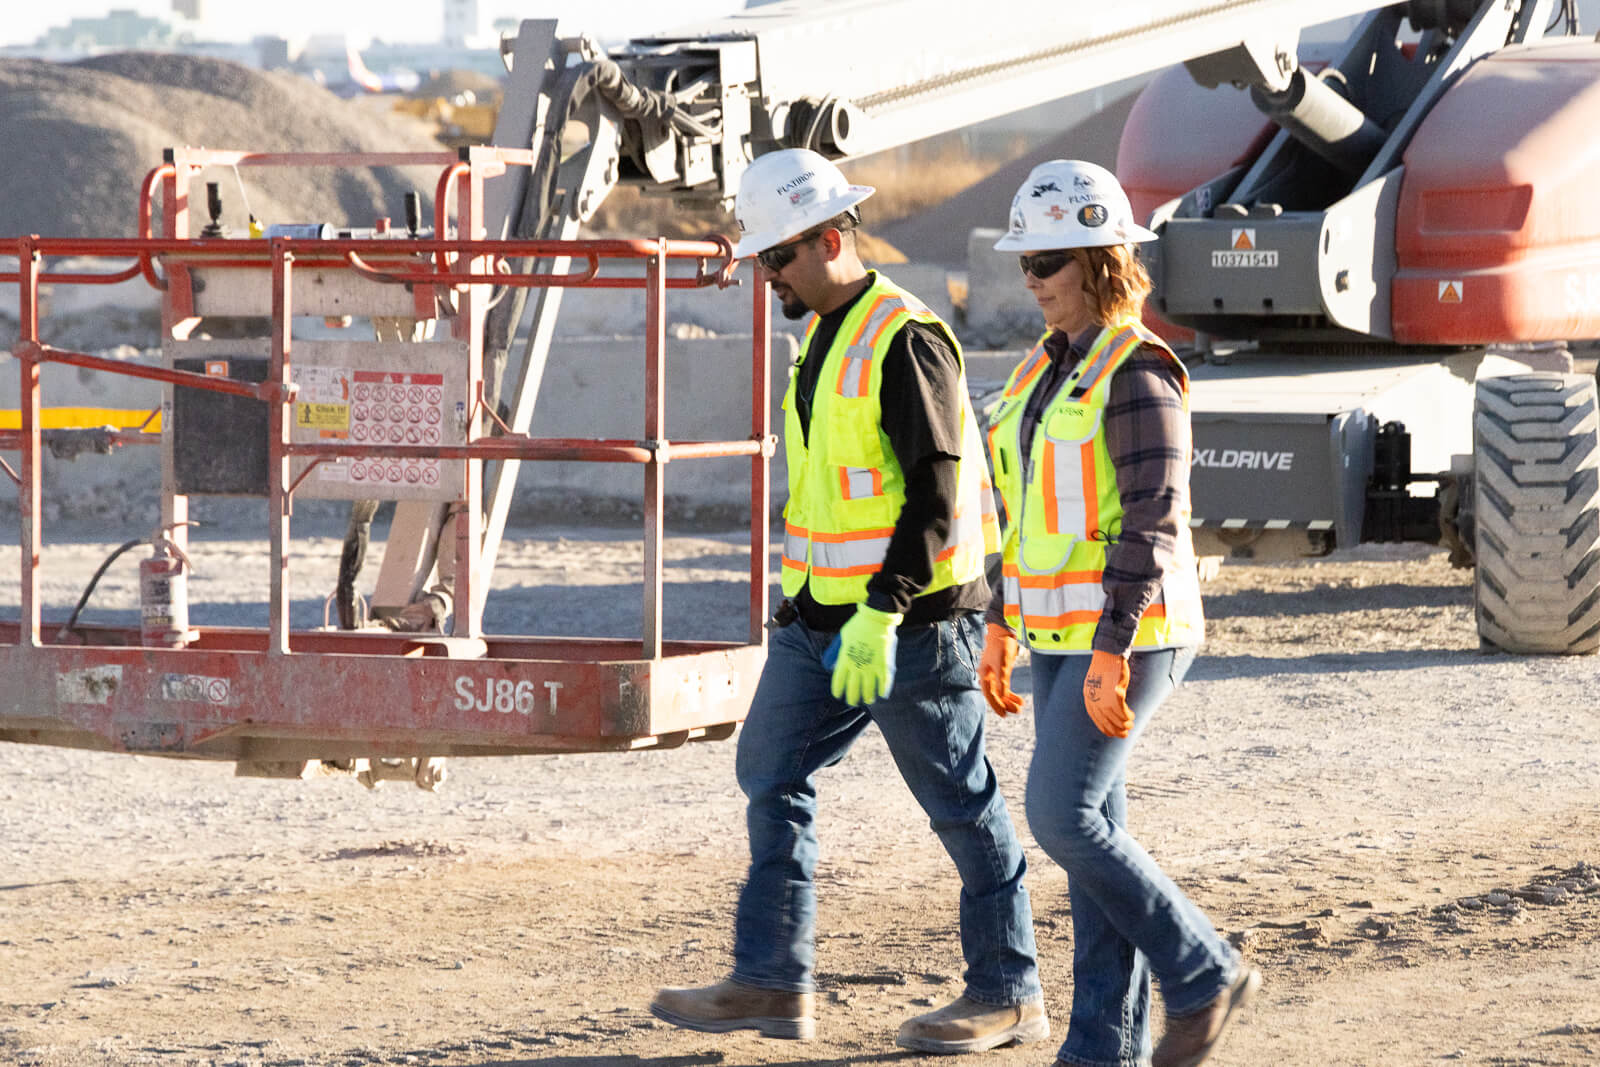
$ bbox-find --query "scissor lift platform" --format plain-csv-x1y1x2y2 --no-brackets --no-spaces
2,147,775,775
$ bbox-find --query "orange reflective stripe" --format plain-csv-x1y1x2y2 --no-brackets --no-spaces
1080,439,1098,538
1021,609,1101,628
808,525,894,543
1042,438,1058,535
1016,569,1101,588
1007,343,1049,397
1022,599,1169,631
812,562,883,577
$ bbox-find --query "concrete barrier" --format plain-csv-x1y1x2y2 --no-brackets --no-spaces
964,227,1048,348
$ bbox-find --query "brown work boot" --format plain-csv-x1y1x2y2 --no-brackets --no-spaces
895,995,1049,1054
1152,967,1262,1067
649,977,815,1040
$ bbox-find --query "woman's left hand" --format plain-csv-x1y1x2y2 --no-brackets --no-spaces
1083,650,1133,738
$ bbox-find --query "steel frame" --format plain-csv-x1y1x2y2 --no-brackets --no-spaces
2,148,774,762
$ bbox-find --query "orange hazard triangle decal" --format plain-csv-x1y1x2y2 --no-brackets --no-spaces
1231,228,1255,250
1438,280,1462,303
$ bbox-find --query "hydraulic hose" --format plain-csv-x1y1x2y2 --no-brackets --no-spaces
589,56,715,138
336,499,380,629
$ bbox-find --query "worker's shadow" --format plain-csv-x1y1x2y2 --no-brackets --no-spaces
476,1053,924,1066
1200,580,1471,619
1013,644,1484,691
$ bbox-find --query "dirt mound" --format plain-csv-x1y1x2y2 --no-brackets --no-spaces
0,53,446,241
875,87,1143,266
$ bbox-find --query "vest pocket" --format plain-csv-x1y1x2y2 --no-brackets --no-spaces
1042,402,1098,444
822,398,887,467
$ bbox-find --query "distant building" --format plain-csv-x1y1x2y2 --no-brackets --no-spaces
443,0,492,48
172,0,206,21
39,8,176,51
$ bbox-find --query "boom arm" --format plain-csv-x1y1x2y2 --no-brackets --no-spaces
380,0,1454,625
597,0,1411,203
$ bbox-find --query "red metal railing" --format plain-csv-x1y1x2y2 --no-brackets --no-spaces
4,150,770,660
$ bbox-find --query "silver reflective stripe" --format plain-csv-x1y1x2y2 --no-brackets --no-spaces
1048,440,1088,539
843,466,880,499
1021,577,1103,621
1068,325,1135,397
947,405,998,552
783,528,809,567
812,535,891,573
944,505,983,552
837,344,875,398
855,299,905,348
1008,346,1049,396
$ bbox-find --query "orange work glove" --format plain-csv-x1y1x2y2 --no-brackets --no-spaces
1083,649,1133,738
979,623,1026,717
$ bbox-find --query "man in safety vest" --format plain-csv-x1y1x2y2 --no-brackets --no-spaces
650,148,1047,1054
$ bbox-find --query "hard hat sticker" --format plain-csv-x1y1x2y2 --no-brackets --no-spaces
1078,204,1108,227
1032,181,1062,197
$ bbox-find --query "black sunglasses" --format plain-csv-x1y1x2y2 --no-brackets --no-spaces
757,230,824,273
1018,250,1073,279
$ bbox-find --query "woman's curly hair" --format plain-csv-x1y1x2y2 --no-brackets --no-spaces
1070,244,1153,327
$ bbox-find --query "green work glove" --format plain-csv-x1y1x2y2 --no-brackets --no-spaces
826,603,904,706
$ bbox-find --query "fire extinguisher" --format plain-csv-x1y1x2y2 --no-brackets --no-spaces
140,525,197,648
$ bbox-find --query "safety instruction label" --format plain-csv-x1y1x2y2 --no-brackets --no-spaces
294,365,353,438
158,673,234,705
328,370,448,486
296,402,349,430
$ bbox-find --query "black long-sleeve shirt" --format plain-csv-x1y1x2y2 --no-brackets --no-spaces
791,275,990,631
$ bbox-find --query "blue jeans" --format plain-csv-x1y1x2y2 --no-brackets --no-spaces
731,612,1042,1006
1027,647,1238,1067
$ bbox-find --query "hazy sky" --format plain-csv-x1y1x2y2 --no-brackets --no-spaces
1,1,748,47
8,0,1597,49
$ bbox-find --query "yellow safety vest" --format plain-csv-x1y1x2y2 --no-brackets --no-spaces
986,321,1204,652
781,273,999,604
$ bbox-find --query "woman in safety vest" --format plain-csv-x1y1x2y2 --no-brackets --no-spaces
980,159,1260,1067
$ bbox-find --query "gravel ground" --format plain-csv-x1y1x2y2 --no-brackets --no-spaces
3,530,1599,1066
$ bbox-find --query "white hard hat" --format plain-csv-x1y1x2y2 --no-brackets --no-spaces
733,148,875,258
993,159,1157,251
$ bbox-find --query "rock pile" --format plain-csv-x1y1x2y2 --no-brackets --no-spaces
0,53,444,241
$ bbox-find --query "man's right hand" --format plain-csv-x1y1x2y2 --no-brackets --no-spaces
979,623,1025,717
